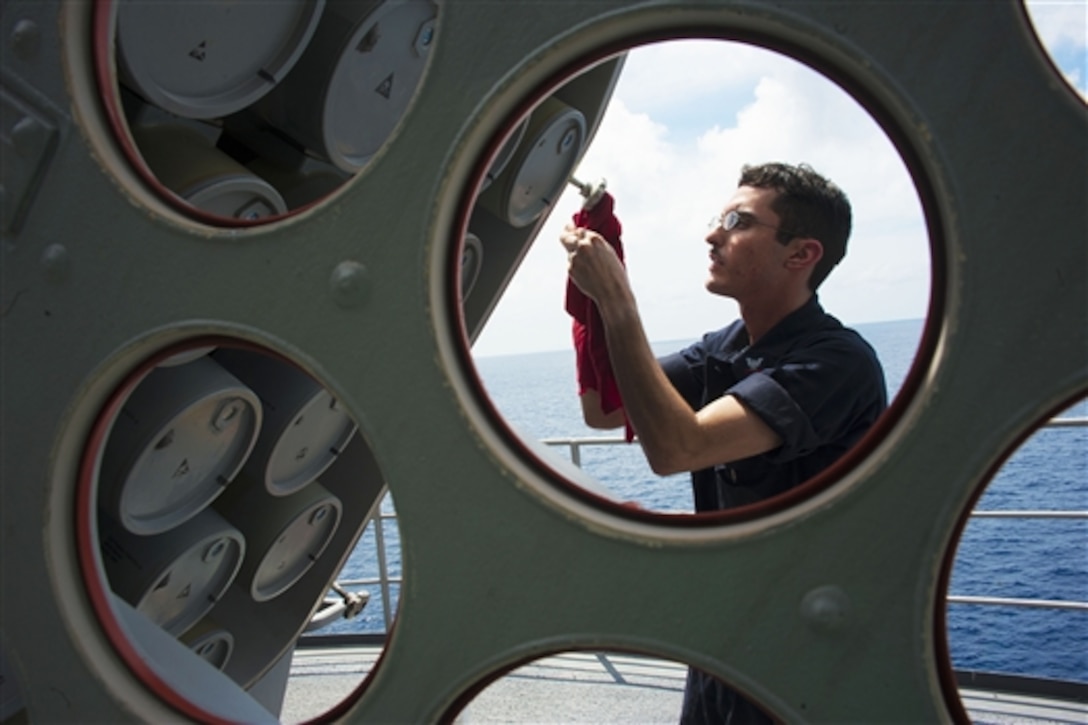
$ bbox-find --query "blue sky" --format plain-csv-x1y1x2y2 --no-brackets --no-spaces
472,3,1086,357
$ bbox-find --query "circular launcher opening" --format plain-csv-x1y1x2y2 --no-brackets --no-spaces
940,397,1087,714
98,0,439,224
81,341,399,722
450,650,776,723
458,38,934,522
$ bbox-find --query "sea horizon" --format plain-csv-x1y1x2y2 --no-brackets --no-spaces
472,315,927,361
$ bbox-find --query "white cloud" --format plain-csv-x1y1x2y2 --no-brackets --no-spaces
611,40,788,114
1025,0,1088,96
1026,0,1087,50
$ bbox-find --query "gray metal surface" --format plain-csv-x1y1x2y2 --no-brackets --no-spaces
1,1,1085,722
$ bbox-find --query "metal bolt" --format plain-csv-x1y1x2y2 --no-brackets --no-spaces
329,260,371,309
12,19,41,60
40,243,70,283
11,116,47,157
800,585,852,634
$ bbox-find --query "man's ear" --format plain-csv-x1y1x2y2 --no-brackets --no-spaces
785,237,824,271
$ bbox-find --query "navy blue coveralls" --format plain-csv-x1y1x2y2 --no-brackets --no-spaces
659,296,888,724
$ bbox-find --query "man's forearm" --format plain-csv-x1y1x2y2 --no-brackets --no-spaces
594,293,700,475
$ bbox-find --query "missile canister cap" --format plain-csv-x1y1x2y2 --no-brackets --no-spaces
115,0,326,119
99,356,262,536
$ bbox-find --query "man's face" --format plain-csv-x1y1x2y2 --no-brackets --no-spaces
704,185,792,301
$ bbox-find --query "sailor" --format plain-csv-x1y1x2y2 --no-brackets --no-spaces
561,161,887,723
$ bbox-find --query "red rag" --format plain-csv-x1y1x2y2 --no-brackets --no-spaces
565,192,635,442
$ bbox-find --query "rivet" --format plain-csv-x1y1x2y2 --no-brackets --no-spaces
40,244,70,283
12,19,41,60
800,585,852,634
11,116,46,156
329,260,371,309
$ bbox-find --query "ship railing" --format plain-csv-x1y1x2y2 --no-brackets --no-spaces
309,416,1088,637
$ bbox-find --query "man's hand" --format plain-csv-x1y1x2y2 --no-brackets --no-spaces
560,223,629,305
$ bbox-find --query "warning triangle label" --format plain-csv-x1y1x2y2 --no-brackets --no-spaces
375,73,394,100
189,41,207,62
173,459,190,479
177,584,191,600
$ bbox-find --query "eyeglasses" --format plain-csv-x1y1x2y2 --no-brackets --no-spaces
708,210,787,235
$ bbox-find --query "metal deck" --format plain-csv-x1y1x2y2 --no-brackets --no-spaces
282,646,1088,724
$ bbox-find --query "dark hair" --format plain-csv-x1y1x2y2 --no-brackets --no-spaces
738,162,851,290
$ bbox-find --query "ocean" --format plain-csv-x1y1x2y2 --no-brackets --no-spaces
325,318,1088,684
